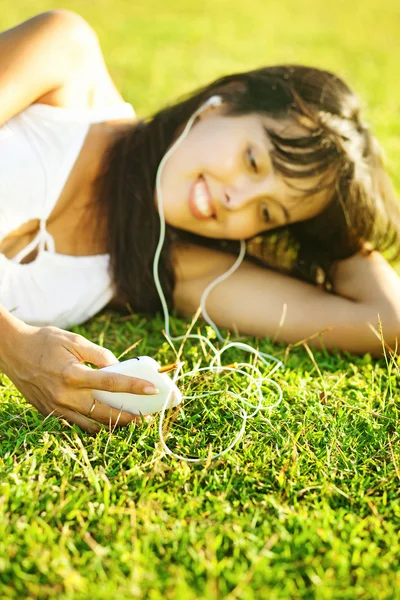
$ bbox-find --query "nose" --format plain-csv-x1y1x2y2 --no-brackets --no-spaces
222,183,256,212
222,173,277,214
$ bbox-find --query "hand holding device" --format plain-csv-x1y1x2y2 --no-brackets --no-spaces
0,319,157,433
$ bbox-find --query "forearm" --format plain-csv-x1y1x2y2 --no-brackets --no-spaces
330,251,400,318
177,245,400,356
0,304,28,373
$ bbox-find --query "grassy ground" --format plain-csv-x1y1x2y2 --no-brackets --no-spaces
1,0,400,598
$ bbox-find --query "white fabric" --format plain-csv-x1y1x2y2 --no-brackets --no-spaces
0,101,136,328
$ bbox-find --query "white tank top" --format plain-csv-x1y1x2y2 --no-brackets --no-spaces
0,101,136,328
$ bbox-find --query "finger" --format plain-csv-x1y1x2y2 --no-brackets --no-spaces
70,337,118,368
66,363,159,395
78,397,141,427
58,389,142,427
52,406,102,435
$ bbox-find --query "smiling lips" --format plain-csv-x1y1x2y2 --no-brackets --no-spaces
189,175,216,220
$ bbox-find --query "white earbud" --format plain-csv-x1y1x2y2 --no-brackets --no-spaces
204,95,223,108
193,95,223,119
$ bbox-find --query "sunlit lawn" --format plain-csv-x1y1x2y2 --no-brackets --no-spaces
1,1,400,598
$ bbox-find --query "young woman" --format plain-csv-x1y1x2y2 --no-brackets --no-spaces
1,10,400,434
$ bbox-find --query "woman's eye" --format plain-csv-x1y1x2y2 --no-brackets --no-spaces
247,148,258,173
261,205,271,223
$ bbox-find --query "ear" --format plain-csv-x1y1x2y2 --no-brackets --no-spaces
195,99,226,123
197,80,247,122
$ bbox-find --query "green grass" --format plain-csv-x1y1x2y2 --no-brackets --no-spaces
1,0,400,598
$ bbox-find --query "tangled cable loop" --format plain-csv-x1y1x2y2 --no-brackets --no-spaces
157,347,283,463
153,97,284,463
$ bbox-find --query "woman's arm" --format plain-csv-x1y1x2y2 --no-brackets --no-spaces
0,9,102,124
173,244,400,356
0,305,159,433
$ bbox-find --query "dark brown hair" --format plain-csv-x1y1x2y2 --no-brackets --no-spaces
94,65,400,313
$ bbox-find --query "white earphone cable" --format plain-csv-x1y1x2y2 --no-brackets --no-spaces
152,96,284,462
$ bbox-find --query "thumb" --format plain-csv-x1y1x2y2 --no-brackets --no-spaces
73,336,119,368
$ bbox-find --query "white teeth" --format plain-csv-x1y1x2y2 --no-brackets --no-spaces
194,179,213,217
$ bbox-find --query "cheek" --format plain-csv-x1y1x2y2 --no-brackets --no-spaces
192,128,238,177
210,146,238,178
224,213,262,240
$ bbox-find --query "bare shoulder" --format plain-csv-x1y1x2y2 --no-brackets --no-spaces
0,10,127,124
32,10,124,110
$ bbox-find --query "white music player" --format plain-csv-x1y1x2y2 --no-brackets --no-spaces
92,356,182,415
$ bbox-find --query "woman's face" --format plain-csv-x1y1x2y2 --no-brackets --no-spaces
156,108,333,240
